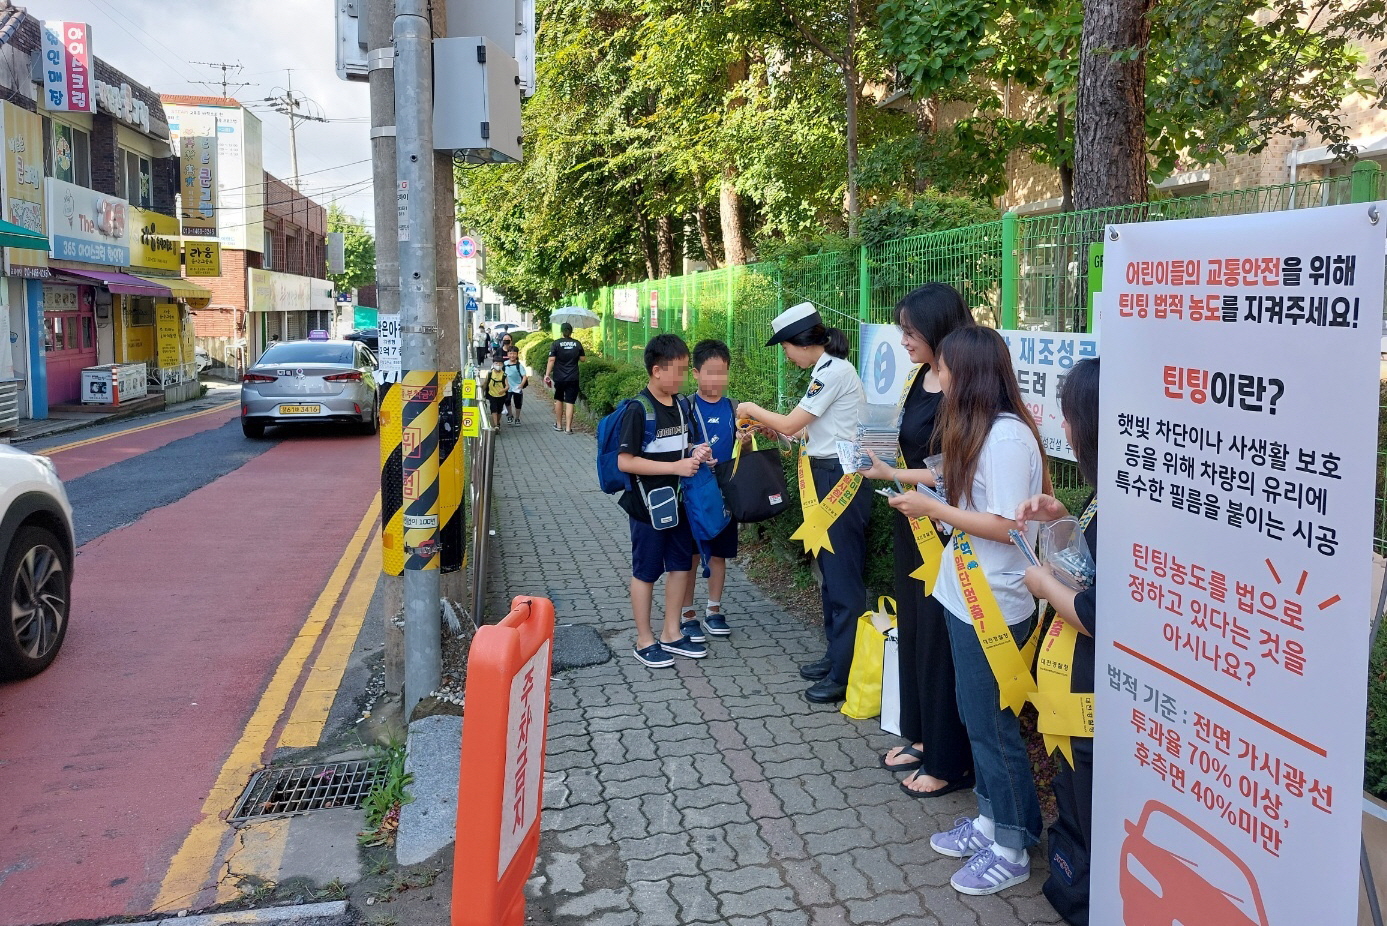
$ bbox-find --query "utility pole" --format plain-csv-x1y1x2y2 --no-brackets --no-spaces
394,0,442,717
190,60,254,100
368,0,404,697
264,71,328,192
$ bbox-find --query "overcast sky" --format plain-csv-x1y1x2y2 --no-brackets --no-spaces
35,0,376,226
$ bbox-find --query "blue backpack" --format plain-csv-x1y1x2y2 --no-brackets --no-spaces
596,394,658,494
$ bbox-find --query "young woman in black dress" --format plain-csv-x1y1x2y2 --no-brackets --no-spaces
858,283,975,797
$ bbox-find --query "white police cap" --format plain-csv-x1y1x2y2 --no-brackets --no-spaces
766,301,823,347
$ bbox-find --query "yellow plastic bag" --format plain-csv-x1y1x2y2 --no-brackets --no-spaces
840,596,897,720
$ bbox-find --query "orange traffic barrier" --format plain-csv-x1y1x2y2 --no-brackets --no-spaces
452,596,555,926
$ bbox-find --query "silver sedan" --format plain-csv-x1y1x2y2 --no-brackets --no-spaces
239,339,379,438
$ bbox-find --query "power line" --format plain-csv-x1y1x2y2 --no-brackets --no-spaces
189,60,257,100
85,0,204,87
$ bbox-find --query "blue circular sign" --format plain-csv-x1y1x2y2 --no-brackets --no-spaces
873,340,895,397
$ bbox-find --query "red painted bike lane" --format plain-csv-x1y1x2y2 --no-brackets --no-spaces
0,432,379,925
45,404,240,482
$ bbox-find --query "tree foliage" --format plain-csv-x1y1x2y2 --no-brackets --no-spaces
326,205,376,295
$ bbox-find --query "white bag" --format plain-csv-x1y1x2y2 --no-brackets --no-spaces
879,628,901,736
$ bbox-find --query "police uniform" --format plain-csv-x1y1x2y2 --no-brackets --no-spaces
767,303,872,693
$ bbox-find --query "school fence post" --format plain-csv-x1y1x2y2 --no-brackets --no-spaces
451,595,556,926
725,266,736,348
1351,160,1382,204
1000,210,1019,328
857,244,871,323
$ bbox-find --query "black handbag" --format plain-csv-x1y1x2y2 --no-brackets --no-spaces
715,436,790,523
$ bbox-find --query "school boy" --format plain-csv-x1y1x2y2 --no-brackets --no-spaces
504,347,528,425
617,334,713,667
484,356,509,428
680,339,744,640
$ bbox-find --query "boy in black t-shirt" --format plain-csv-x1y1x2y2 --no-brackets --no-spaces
616,334,713,668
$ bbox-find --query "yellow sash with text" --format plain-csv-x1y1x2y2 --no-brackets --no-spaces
892,363,946,590
791,449,862,556
953,532,1039,715
1030,498,1099,767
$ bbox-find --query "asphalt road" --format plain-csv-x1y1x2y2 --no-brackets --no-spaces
0,405,380,925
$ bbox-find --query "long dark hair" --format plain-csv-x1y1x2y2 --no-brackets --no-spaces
785,323,849,359
895,283,974,352
1060,357,1100,487
935,326,1046,508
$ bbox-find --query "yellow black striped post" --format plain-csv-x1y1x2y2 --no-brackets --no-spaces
400,371,442,569
379,382,404,576
436,372,464,573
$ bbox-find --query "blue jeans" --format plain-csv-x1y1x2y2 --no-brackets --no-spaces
945,606,1042,851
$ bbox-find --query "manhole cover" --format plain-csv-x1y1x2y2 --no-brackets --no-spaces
230,759,386,822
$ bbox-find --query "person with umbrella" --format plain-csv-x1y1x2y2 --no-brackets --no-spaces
545,321,587,432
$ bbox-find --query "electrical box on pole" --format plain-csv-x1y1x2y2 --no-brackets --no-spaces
432,37,523,164
334,0,368,82
444,0,535,97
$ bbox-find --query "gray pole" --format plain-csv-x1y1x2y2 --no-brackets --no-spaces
367,0,404,696
394,0,442,718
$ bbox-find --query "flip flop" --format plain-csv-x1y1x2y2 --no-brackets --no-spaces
900,770,976,799
879,744,927,772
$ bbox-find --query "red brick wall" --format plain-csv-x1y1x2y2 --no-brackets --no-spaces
188,248,248,339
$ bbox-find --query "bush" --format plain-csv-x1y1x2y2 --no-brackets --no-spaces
520,334,552,372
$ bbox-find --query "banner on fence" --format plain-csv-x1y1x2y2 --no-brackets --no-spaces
1089,202,1384,926
858,323,913,406
998,330,1100,462
612,288,639,322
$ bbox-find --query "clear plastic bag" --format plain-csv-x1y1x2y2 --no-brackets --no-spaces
1039,516,1095,590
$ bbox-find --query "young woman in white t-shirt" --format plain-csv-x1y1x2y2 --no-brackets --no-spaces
885,325,1046,897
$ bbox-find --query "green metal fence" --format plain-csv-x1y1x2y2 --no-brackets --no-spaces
570,162,1387,547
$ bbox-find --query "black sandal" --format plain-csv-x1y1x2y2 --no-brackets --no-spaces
879,744,927,772
899,769,976,799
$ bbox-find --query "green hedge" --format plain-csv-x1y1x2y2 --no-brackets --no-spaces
520,334,552,372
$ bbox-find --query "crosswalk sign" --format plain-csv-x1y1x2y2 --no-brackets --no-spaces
465,297,478,311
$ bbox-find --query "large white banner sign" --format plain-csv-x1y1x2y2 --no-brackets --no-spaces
1091,203,1383,925
999,329,1099,462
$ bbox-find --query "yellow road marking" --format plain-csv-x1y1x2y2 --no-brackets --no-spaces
40,402,236,455
153,496,381,912
278,532,382,748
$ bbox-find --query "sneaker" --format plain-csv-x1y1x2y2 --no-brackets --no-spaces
659,635,707,659
511,418,521,427
704,612,731,636
950,846,1030,895
553,424,563,431
680,618,706,643
633,642,674,668
930,817,991,859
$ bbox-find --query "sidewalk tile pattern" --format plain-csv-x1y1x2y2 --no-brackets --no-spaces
489,422,1063,926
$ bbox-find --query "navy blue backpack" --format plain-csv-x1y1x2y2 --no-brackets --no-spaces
596,394,657,494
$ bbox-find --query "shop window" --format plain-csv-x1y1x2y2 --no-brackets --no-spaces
121,149,152,208
47,121,90,188
263,231,274,269
128,297,155,328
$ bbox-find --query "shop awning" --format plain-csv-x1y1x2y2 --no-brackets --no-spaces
131,274,213,307
0,217,48,250
51,268,173,298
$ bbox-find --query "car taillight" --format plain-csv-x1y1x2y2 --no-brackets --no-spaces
242,372,276,383
323,371,363,382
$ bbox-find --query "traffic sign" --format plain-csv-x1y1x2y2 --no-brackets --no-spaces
463,282,480,297
465,297,479,312
457,236,479,259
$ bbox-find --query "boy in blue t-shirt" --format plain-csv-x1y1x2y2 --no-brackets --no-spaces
680,339,746,640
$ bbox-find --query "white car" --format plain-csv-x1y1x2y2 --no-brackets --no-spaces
0,446,74,679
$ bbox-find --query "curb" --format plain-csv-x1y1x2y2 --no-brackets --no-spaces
11,392,239,444
114,900,349,925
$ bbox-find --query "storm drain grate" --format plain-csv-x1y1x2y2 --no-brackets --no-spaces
230,759,387,822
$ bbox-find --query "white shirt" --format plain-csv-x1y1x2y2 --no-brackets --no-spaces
797,354,863,457
932,414,1044,626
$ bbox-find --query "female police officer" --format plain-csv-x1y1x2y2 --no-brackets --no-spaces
737,302,870,703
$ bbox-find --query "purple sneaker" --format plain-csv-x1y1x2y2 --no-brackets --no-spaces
950,846,1030,895
930,816,990,858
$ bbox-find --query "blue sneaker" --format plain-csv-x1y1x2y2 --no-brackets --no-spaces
680,618,707,643
659,635,707,659
633,641,674,668
930,817,990,859
950,846,1030,895
704,612,731,636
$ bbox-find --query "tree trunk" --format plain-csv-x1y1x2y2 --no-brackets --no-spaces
844,0,860,238
720,55,755,265
1074,0,1153,211
1057,100,1074,213
913,96,938,192
657,214,678,278
695,204,721,269
635,208,658,280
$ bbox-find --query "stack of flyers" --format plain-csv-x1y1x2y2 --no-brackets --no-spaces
836,440,872,473
855,423,900,468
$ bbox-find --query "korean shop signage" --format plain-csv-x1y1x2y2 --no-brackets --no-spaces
184,241,220,277
46,177,128,266
130,207,178,272
40,22,94,113
94,80,151,134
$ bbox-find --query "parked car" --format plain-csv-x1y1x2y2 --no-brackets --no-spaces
342,328,380,352
0,446,75,680
491,323,527,340
240,339,379,439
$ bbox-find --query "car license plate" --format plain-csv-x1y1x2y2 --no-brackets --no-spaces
278,404,321,415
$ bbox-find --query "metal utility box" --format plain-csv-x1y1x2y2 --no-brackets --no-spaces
444,0,535,96
335,0,368,82
432,37,523,164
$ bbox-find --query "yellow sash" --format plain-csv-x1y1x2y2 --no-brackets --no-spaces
791,448,862,556
890,363,946,590
1030,498,1099,767
952,532,1039,714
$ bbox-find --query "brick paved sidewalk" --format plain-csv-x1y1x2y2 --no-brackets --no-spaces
488,418,1063,926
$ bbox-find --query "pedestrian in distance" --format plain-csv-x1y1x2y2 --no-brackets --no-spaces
856,283,975,799
504,347,529,426
545,322,586,433
736,302,871,705
680,339,748,640
475,325,490,366
1015,357,1101,926
884,325,1047,897
615,334,714,668
484,355,509,428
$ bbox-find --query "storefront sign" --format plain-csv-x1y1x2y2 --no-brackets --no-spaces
130,207,179,273
93,79,150,134
46,177,128,267
3,102,47,275
40,22,93,113
184,241,220,277
999,330,1100,462
612,288,639,322
1090,204,1384,925
180,118,217,238
166,102,262,252
248,268,308,313
155,303,181,370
